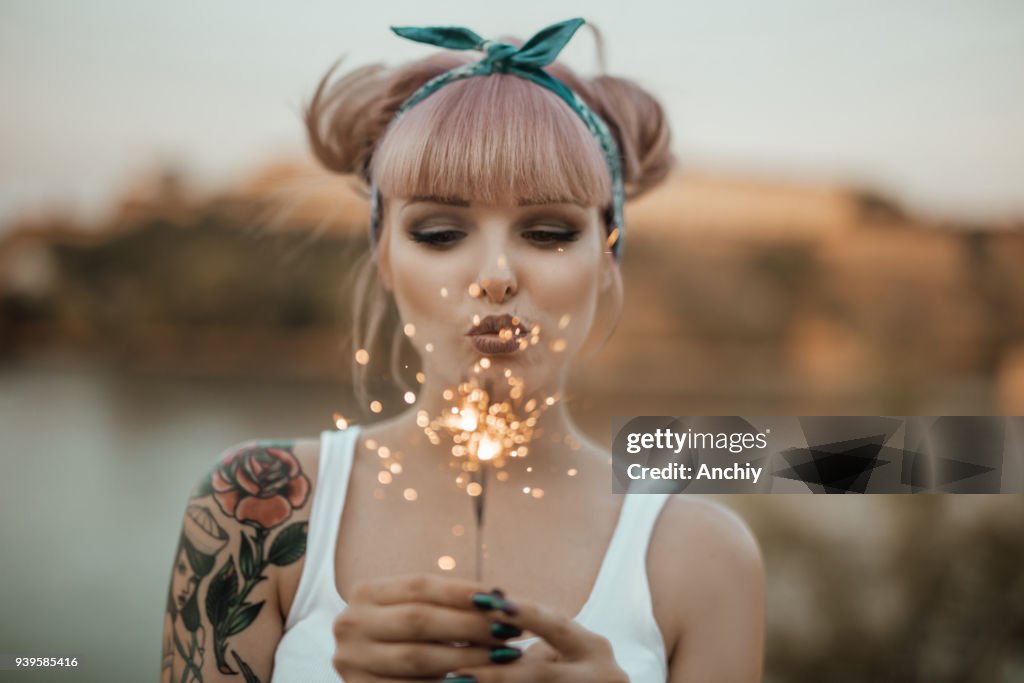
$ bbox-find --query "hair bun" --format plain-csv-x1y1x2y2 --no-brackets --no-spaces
304,56,466,182
583,74,674,199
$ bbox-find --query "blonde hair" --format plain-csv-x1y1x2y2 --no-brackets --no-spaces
304,47,673,410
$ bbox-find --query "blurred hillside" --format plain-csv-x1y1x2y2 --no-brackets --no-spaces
1,161,1023,417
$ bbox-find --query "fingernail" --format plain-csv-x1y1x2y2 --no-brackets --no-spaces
444,677,478,683
472,591,518,616
490,621,522,639
489,646,522,664
472,591,500,611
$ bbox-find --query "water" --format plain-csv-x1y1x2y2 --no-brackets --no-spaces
0,362,349,681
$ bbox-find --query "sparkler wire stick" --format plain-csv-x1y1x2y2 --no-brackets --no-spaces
472,378,493,583
471,464,487,582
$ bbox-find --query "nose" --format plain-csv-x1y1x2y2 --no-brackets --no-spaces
475,252,517,304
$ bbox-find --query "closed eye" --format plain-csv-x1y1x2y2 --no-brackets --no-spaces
409,229,465,248
523,229,581,245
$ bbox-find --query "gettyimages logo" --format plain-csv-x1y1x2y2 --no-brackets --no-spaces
611,416,1024,494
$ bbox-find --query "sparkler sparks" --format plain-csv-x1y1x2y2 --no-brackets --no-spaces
423,375,554,477
358,354,564,581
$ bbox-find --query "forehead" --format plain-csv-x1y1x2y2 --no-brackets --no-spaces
385,196,600,225
400,194,590,208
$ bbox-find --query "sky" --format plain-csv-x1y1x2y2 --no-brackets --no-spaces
1,0,1023,228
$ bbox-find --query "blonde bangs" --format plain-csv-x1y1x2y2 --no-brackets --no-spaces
370,75,611,206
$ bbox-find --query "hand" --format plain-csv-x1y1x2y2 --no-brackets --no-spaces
451,593,630,683
331,574,530,682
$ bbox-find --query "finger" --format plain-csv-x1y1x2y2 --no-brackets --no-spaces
333,655,457,683
337,641,522,678
339,674,426,683
452,659,561,683
351,574,499,611
346,603,519,646
488,597,593,660
519,639,559,663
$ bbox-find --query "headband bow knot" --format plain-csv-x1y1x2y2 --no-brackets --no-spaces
371,18,627,258
393,18,584,82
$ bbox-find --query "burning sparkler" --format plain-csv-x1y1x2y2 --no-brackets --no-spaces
422,373,555,581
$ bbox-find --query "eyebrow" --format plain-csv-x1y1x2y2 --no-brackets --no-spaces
405,195,585,208
408,194,471,207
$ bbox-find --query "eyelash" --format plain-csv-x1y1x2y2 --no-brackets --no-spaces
410,229,463,246
409,228,581,248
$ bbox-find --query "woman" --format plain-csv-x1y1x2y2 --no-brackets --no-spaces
162,18,764,682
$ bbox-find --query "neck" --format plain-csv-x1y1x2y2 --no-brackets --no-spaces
367,368,601,489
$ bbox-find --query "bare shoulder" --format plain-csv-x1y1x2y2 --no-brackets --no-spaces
198,436,323,613
648,496,765,665
652,496,763,572
194,437,321,531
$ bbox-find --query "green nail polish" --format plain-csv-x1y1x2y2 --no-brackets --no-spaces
490,647,522,664
445,677,477,683
490,621,523,639
472,592,499,610
473,592,518,615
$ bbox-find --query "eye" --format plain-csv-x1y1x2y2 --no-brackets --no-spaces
522,228,581,245
409,229,465,248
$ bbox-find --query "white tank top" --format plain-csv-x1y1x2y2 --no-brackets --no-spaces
272,427,670,682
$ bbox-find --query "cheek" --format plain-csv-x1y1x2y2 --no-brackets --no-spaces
522,250,602,346
387,243,464,341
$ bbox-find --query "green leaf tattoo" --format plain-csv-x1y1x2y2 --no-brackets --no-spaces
238,534,257,581
268,522,309,567
227,602,265,637
205,561,237,630
232,650,262,683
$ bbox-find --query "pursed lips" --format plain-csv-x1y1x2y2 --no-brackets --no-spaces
465,314,532,354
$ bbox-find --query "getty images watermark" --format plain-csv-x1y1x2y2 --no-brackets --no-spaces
611,416,1024,494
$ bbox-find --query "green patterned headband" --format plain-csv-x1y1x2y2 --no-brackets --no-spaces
369,17,627,259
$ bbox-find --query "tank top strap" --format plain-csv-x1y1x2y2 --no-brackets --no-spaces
582,492,671,621
284,426,360,630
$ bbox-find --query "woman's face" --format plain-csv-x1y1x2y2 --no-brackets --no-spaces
379,197,614,396
171,547,198,611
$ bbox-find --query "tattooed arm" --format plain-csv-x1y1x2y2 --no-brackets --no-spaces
162,441,314,683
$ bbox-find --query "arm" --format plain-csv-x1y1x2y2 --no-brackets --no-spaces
659,498,766,683
161,441,313,682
